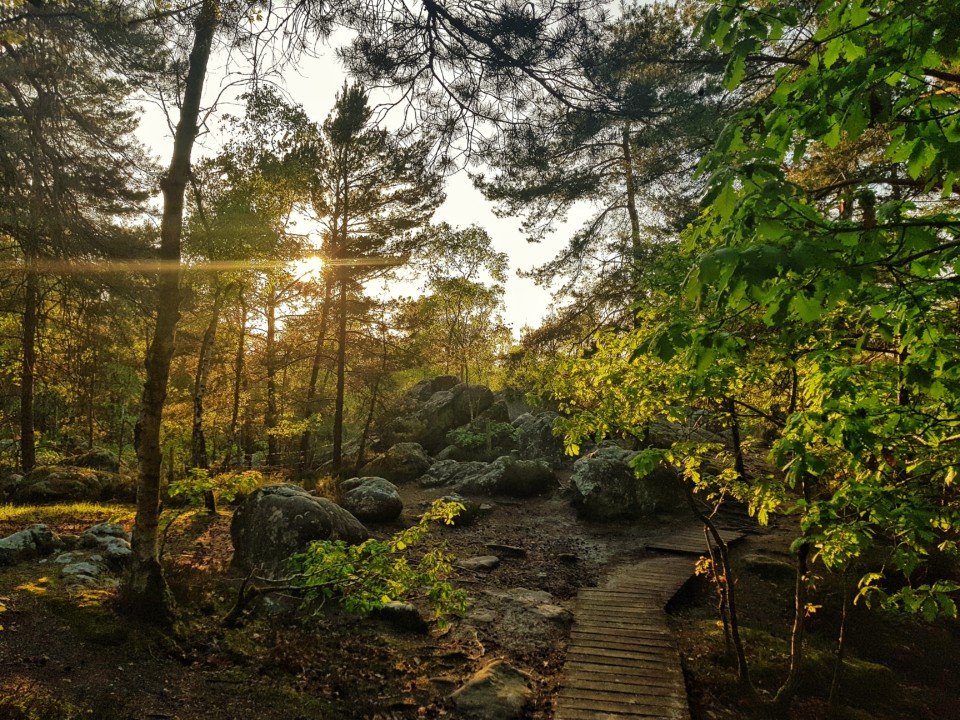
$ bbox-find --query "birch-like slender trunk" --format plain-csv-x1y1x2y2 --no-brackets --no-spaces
125,0,218,621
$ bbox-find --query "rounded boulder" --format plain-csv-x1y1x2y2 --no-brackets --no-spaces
339,477,403,523
231,484,370,577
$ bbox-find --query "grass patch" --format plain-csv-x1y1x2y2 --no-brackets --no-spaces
0,683,90,720
44,591,127,647
0,502,133,528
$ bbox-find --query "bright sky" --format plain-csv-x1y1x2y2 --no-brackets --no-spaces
135,34,576,336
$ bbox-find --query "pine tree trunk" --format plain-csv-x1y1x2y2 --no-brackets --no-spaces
332,279,348,477
622,124,643,302
298,280,333,475
192,287,225,512
226,295,246,468
265,285,279,467
124,0,218,622
20,263,37,474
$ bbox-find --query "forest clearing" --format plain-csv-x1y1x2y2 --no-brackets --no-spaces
2,0,960,718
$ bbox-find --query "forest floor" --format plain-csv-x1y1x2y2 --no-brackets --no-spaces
1,480,959,720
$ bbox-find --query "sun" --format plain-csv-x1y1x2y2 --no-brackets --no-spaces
294,254,326,280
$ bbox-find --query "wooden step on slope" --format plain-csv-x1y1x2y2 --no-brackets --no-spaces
555,526,745,719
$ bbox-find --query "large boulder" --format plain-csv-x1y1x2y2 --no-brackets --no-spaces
403,375,460,405
339,477,403,523
456,456,556,498
69,448,120,473
513,411,568,467
416,383,495,452
418,460,490,489
438,401,517,462
569,448,638,521
79,523,132,565
645,419,727,449
231,484,370,577
359,443,431,484
450,660,533,720
570,447,682,521
0,524,62,565
5,465,133,503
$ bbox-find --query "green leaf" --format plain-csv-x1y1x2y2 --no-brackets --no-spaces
790,292,823,322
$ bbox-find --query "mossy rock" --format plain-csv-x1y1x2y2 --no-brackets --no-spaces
9,465,135,503
740,554,796,583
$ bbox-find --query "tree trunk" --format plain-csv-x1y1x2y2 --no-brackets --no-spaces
226,295,247,468
265,285,279,467
124,0,218,622
298,280,333,475
355,375,380,474
622,123,643,305
20,264,37,474
192,287,225,512
332,279,348,477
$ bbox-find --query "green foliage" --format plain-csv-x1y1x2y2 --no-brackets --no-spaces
549,0,960,625
289,500,467,625
447,421,517,451
168,468,262,507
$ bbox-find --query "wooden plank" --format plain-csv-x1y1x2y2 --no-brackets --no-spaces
558,688,688,711
563,667,685,689
558,697,690,719
560,679,688,699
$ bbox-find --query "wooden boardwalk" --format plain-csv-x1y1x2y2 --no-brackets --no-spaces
556,527,745,719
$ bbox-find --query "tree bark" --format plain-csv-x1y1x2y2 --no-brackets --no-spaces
622,123,643,304
298,279,333,475
192,286,225,512
20,264,37,473
331,279,348,477
124,0,218,622
265,285,279,467
226,294,247,468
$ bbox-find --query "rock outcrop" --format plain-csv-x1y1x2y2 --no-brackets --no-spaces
0,524,61,565
231,484,369,577
339,477,403,523
358,443,431,484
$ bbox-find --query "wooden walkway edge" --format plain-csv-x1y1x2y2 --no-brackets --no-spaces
555,526,744,719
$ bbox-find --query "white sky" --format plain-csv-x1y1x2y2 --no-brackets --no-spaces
135,35,577,335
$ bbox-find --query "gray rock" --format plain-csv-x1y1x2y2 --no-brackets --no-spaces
455,456,556,498
339,477,403,523
569,448,638,521
0,524,62,565
635,464,684,515
99,537,133,564
450,660,533,720
11,466,133,503
741,554,796,583
231,484,370,577
533,604,573,623
358,443,432,484
376,601,429,634
418,460,489,489
404,375,460,404
416,383,495,452
439,494,481,526
570,447,683,521
513,411,568,467
645,419,727,450
61,560,102,584
489,588,554,606
69,448,120,473
79,523,132,565
81,522,130,543
458,555,500,572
